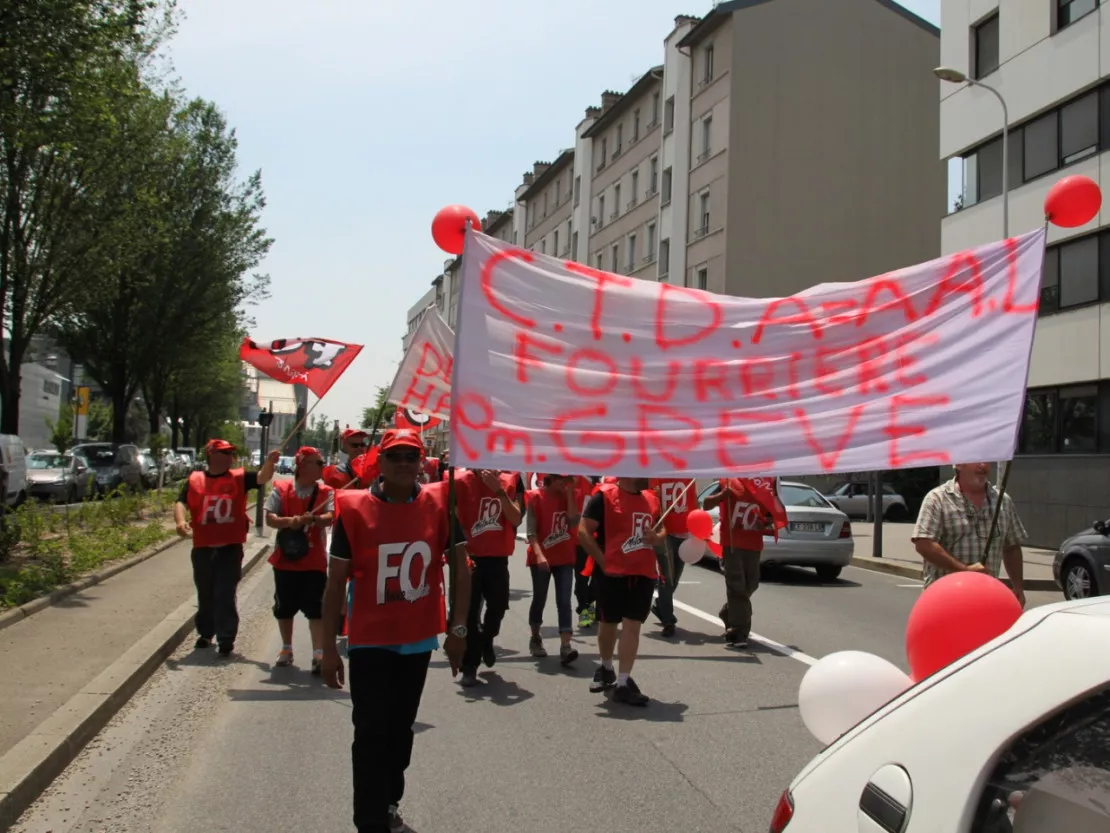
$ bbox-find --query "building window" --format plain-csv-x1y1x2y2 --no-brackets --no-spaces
596,252,603,269
649,157,659,195
651,91,660,125
697,191,710,236
696,267,708,290
627,234,637,271
1058,0,1099,30
703,44,714,85
611,243,619,273
1019,382,1110,454
613,184,621,219
541,239,546,254
700,115,712,162
664,96,675,133
573,176,581,207
571,231,578,261
630,171,639,207
543,191,548,217
555,179,561,205
599,138,608,170
646,222,656,262
598,195,605,226
1061,92,1098,164
565,220,571,254
1041,232,1101,315
633,108,641,141
662,167,672,204
973,13,999,79
615,124,623,157
659,238,670,275
553,229,558,256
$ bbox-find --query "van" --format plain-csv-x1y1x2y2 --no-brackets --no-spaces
0,434,29,507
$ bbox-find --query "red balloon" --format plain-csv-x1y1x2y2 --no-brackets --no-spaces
431,205,481,255
1044,175,1102,228
905,571,1022,682
686,509,713,540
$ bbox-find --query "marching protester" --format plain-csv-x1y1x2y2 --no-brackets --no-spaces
454,468,525,687
573,475,599,629
702,478,768,648
175,439,279,657
265,446,335,674
320,428,470,833
323,427,373,489
912,461,1028,606
650,477,696,637
578,477,661,707
524,474,581,665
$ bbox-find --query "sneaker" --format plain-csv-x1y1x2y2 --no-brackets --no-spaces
217,643,233,658
459,670,479,687
589,665,616,693
529,636,547,658
613,677,649,707
388,806,414,832
275,648,293,667
661,623,676,638
481,639,497,668
559,642,579,666
311,651,323,675
577,609,592,629
724,629,748,648
194,637,211,650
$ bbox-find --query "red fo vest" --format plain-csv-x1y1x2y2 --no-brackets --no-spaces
186,470,249,548
322,462,354,490
721,480,766,552
456,470,518,558
338,482,450,646
599,483,660,578
268,479,333,572
651,478,695,536
525,488,577,567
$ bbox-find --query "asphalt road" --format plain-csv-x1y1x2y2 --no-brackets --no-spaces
11,544,1064,833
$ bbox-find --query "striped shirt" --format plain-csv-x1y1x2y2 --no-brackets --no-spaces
912,478,1027,586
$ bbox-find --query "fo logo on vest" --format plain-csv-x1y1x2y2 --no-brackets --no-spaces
660,482,688,513
471,496,503,537
377,541,432,604
730,500,762,531
200,495,234,525
542,510,570,548
621,512,653,554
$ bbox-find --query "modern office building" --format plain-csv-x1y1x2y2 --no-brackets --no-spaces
940,0,1110,545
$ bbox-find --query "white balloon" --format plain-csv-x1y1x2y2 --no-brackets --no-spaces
677,536,707,564
798,651,913,746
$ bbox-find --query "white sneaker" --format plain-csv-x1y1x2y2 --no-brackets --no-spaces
529,636,548,658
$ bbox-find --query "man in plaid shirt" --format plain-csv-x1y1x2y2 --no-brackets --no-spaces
912,461,1028,608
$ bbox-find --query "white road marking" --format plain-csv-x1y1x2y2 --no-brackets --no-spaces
669,598,818,667
896,583,924,588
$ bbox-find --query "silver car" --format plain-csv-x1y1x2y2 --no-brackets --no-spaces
697,480,855,582
26,451,95,503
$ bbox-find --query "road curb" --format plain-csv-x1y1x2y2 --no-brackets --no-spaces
0,501,259,633
0,538,271,831
849,558,1058,592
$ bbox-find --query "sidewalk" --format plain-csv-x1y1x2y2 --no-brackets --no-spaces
848,522,1058,591
0,532,272,828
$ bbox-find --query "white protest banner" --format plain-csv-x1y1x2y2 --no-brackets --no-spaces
387,308,453,423
449,228,1046,478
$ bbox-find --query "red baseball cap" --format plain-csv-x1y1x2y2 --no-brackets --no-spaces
341,428,369,441
294,446,321,465
379,429,424,453
206,439,236,454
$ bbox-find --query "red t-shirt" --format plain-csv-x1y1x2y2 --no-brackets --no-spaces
719,479,766,552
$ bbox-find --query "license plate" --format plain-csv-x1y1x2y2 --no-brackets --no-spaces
790,522,826,533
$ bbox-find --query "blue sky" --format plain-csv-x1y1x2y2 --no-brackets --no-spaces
167,0,943,429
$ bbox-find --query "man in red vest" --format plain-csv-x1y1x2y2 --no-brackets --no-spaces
175,439,279,657
649,477,696,637
320,428,470,833
323,428,373,489
454,467,524,687
703,478,769,647
578,477,661,706
265,446,335,674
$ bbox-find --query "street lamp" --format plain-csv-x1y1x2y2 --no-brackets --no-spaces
934,66,1010,238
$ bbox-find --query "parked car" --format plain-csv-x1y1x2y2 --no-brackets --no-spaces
137,450,161,489
71,442,143,495
277,456,294,474
1053,518,1110,600
0,434,28,507
824,480,910,521
26,451,95,503
772,597,1110,832
697,480,854,582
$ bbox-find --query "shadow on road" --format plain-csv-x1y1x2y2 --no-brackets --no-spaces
226,670,353,703
594,696,689,723
165,648,271,674
454,670,534,706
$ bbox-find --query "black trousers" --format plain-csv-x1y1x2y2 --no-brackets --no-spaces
191,545,244,645
462,556,511,672
349,648,432,833
574,546,595,613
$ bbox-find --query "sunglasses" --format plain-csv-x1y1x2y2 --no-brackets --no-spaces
382,450,421,463
347,441,368,448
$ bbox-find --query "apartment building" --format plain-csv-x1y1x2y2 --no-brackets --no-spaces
941,0,1110,546
584,68,664,278
521,155,575,258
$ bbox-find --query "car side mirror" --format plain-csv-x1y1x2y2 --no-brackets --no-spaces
76,464,87,474
1095,520,1108,536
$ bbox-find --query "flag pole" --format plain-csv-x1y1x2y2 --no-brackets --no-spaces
274,397,322,454
445,221,472,631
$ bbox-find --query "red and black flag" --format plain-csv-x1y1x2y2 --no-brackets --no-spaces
239,337,362,399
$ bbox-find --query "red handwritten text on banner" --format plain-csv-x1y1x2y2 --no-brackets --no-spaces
387,308,454,421
449,230,1045,478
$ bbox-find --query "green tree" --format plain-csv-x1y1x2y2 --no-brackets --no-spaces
299,412,333,451
0,1,170,434
46,406,74,452
168,331,242,447
360,386,395,433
